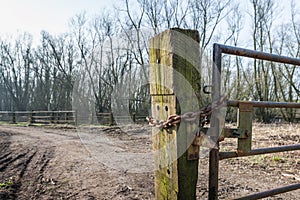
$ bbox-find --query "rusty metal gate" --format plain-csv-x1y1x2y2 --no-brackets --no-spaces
209,44,300,199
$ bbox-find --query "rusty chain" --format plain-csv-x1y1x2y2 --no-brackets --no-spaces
146,95,227,129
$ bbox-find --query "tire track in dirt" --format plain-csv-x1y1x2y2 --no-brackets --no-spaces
0,130,55,200
0,151,29,172
0,125,121,199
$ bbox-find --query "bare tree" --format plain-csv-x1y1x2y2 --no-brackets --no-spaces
250,0,277,122
189,0,232,49
222,4,244,100
270,0,300,122
0,33,33,110
40,31,78,110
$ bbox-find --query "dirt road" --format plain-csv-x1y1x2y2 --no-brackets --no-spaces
0,124,299,199
0,125,154,200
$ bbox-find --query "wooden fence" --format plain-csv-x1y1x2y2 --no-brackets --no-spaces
0,111,77,125
0,110,147,126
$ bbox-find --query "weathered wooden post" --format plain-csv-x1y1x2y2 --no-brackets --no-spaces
150,28,201,199
11,112,16,124
51,111,55,124
74,110,78,126
29,111,34,125
132,112,136,123
90,111,94,124
109,112,113,126
64,112,67,124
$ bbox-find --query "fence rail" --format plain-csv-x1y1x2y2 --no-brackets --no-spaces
0,110,77,125
0,111,147,126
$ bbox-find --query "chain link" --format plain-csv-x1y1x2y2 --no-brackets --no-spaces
146,95,227,129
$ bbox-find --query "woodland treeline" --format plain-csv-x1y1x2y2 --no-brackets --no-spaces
0,0,299,122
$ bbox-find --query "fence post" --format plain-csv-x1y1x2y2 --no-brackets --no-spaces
29,111,34,124
64,112,67,124
132,112,136,123
109,112,113,126
12,112,16,124
51,111,54,124
150,28,201,199
74,110,78,126
91,112,94,124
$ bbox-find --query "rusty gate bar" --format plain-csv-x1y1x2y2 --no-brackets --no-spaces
227,100,300,108
209,43,300,200
209,44,222,200
234,183,300,200
218,44,300,65
219,144,300,160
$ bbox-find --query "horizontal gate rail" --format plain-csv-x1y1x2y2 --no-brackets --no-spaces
217,44,300,65
235,183,300,200
219,144,300,160
227,100,300,108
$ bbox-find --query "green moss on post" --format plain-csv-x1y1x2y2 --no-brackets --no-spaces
150,28,201,200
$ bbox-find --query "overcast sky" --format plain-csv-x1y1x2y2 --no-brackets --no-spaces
0,0,118,38
0,0,299,42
